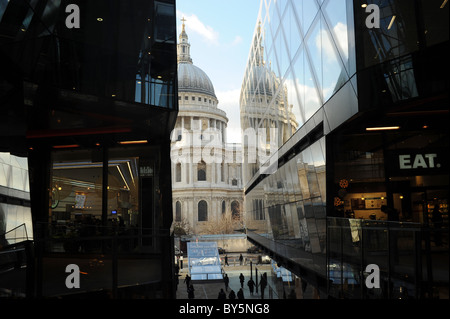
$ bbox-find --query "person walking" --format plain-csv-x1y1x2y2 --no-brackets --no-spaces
259,273,267,299
184,274,191,289
218,288,227,299
247,278,255,295
239,273,245,288
228,289,236,299
224,273,229,291
237,288,245,299
187,284,195,299
239,253,243,265
224,255,229,266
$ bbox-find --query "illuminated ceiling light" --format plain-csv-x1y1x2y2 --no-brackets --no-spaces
157,75,162,79
423,125,428,129
441,0,448,8
387,15,396,30
117,166,130,191
97,18,103,22
53,144,80,149
366,126,400,131
111,94,116,97
118,140,148,145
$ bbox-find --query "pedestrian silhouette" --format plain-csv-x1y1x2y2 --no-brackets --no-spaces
218,288,227,299
239,273,245,288
259,273,267,299
229,289,236,299
247,278,255,295
239,253,243,265
224,273,229,291
237,288,245,299
187,284,195,299
224,255,229,266
184,274,191,289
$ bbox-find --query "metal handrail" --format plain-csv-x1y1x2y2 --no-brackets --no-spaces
1,223,29,245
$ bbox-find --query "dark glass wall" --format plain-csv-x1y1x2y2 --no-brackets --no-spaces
0,0,177,108
353,0,449,111
324,0,449,299
1,0,178,298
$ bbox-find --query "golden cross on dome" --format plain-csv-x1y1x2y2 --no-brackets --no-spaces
181,17,186,31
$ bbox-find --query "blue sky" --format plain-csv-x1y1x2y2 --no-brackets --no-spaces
176,0,261,143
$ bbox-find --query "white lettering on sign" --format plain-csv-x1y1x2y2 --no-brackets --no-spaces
399,154,439,169
65,4,80,29
65,264,80,289
365,264,380,289
365,4,380,29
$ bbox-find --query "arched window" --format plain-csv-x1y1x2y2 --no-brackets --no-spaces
175,201,181,222
198,200,208,221
176,163,181,182
198,161,206,181
231,201,240,220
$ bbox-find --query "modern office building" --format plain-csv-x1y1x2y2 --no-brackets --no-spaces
171,20,244,235
241,0,448,299
1,0,178,298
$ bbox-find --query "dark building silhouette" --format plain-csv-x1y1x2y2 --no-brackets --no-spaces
1,0,178,298
241,0,448,299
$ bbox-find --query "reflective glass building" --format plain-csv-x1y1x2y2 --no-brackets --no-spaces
241,0,448,299
1,0,178,298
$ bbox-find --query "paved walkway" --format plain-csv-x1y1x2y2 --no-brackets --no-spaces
175,262,276,300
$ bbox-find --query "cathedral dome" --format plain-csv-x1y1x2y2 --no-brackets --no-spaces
178,63,216,98
177,19,216,99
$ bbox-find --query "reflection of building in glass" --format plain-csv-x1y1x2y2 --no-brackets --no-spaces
1,0,178,299
240,22,298,183
241,0,448,299
0,153,32,245
171,20,244,235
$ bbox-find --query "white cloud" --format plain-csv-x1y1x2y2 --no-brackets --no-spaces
315,22,349,62
177,10,219,45
231,35,243,46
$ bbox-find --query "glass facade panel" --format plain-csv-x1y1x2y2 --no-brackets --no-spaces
0,0,177,109
0,153,32,244
242,0,448,299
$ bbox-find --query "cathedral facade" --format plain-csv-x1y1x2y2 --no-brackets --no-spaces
171,21,244,235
